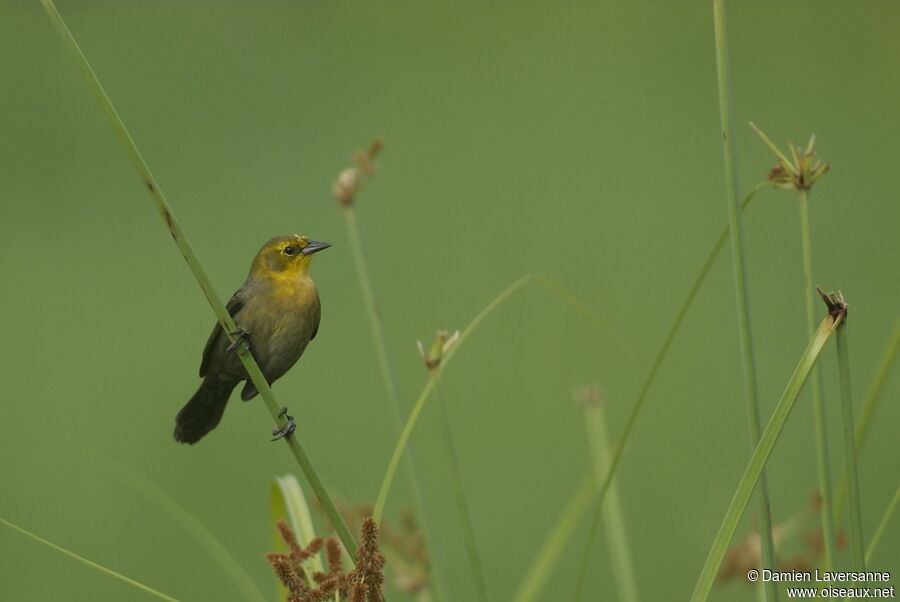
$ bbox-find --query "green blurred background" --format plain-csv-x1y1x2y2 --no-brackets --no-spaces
2,1,898,600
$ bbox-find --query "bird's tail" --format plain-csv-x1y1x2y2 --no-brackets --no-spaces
174,377,237,444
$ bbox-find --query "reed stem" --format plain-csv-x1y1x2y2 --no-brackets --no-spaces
712,3,778,598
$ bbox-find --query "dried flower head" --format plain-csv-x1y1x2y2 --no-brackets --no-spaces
268,516,387,602
750,123,829,192
332,137,385,207
326,538,343,575
266,520,343,602
346,517,386,602
816,287,848,323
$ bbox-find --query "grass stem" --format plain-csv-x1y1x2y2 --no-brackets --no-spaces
712,2,778,598
799,189,837,568
40,0,357,557
340,205,405,423
835,323,866,572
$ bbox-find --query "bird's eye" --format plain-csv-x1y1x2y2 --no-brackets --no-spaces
283,246,297,256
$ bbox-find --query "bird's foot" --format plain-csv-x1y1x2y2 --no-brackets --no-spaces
226,327,250,352
271,407,297,441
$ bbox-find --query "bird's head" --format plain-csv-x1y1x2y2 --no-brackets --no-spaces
250,234,331,279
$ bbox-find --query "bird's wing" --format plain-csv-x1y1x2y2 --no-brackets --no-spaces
309,292,321,341
199,290,245,377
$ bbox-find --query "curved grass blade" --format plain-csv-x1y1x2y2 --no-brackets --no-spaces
690,310,843,602
1,517,180,602
528,275,636,358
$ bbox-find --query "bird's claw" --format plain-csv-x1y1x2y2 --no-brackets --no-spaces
227,327,250,353
271,407,297,441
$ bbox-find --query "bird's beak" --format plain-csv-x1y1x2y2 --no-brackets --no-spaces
301,240,332,255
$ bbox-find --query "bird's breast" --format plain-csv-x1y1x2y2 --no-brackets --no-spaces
239,278,320,377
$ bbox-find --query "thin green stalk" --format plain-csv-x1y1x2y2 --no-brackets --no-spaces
712,2,778,598
690,311,843,602
834,318,900,524
865,483,900,564
71,442,266,602
432,376,489,602
799,190,837,568
373,377,436,525
582,400,639,602
572,183,765,600
835,323,865,572
1,517,180,602
340,205,405,423
40,0,357,558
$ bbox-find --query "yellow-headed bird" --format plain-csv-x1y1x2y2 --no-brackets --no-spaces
174,234,330,444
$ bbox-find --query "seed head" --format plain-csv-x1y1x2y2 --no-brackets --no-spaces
750,123,830,192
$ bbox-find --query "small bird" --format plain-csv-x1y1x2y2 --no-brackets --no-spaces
174,234,331,444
